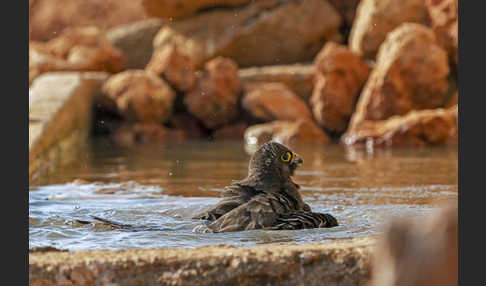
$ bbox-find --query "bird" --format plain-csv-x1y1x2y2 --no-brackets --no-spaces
193,141,338,233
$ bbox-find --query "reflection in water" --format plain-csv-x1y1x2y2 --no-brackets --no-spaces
29,139,458,251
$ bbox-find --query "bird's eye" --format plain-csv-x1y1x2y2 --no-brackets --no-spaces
281,152,292,162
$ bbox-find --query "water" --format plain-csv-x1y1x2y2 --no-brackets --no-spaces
29,139,458,251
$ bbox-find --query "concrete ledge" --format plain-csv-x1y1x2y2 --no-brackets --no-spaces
29,238,374,286
29,72,109,181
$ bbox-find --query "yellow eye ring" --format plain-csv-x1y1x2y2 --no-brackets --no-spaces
281,152,292,162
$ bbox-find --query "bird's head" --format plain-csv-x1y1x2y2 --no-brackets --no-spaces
248,141,303,182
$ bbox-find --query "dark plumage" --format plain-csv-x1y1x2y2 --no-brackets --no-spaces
194,141,338,233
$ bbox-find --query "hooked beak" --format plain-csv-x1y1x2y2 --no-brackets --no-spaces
291,153,303,165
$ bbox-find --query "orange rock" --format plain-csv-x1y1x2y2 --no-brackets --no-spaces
328,0,361,27
184,57,242,129
347,23,450,133
151,0,342,68
212,122,248,140
242,83,313,122
102,70,176,123
146,44,196,92
349,0,429,58
244,119,331,153
142,0,252,19
371,203,458,286
311,42,370,133
29,26,126,85
445,91,458,108
29,0,147,42
426,0,458,66
168,114,205,139
342,105,458,148
113,123,186,146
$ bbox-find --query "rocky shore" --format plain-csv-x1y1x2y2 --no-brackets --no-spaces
29,0,458,151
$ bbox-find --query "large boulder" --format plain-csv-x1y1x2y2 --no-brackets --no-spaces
371,203,457,286
244,119,331,153
342,105,458,148
146,44,196,92
29,0,147,42
29,26,126,85
152,0,342,68
239,64,315,99
142,0,252,19
242,83,313,122
311,42,371,133
101,70,177,123
346,23,450,133
106,19,165,69
349,0,429,58
184,57,242,129
426,0,458,67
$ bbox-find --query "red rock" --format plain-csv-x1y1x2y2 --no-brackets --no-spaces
244,119,331,153
426,0,458,66
29,0,147,42
29,26,126,85
349,0,430,58
347,23,450,133
102,70,176,123
212,122,248,140
113,123,186,146
371,203,458,286
342,106,458,148
145,44,196,92
242,83,313,122
311,42,370,133
184,57,242,129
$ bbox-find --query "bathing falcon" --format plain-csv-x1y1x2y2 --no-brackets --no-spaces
194,141,338,233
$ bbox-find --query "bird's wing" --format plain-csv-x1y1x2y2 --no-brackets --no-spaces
192,184,258,221
269,211,339,230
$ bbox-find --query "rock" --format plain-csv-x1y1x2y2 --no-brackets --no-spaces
29,26,126,85
242,83,313,123
371,203,457,286
426,0,458,66
142,0,252,19
146,44,196,91
445,91,458,108
342,105,458,148
101,70,176,123
152,0,342,68
347,23,450,133
212,122,248,140
113,123,186,146
328,0,361,27
239,64,315,99
349,0,429,58
311,42,371,133
29,0,147,42
168,114,205,139
106,19,164,69
244,119,331,153
184,57,242,129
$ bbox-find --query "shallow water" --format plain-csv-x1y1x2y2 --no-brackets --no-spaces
29,140,458,251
